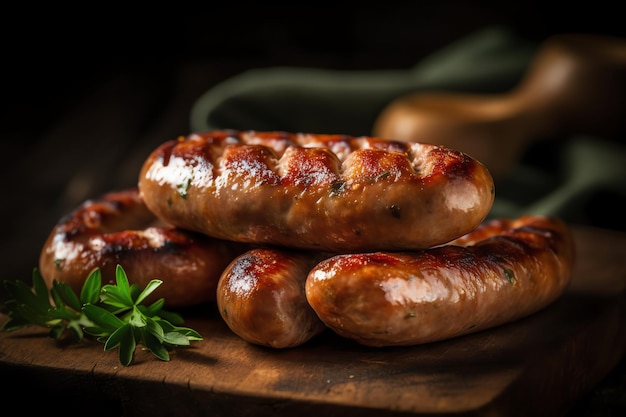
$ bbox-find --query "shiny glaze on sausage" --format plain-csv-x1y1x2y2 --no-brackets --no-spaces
305,215,575,346
39,188,250,307
138,130,495,252
217,248,329,348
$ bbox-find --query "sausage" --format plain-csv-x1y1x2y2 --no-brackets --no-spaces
305,215,576,347
39,188,251,308
217,248,329,348
138,130,495,252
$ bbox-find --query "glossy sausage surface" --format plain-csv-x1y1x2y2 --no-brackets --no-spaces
305,215,575,346
138,130,495,252
39,188,250,307
217,248,329,348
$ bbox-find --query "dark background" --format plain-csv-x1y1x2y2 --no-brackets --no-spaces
3,3,626,278
1,2,625,415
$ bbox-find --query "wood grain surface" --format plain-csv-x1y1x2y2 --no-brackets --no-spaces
2,225,625,417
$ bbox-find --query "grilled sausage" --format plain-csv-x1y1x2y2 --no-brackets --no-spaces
138,130,495,252
305,215,575,346
217,248,329,348
39,188,250,307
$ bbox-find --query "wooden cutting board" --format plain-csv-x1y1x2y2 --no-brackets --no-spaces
1,224,625,417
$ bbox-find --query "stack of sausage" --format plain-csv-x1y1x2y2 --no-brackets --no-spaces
39,130,575,348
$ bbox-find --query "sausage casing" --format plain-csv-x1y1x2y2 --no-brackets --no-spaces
305,215,576,346
138,130,495,252
217,248,328,348
39,188,250,307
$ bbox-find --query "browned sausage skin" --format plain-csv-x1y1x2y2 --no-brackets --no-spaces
305,215,575,347
138,130,495,252
39,188,250,307
217,248,329,348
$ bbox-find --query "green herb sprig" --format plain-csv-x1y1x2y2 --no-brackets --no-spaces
1,265,202,366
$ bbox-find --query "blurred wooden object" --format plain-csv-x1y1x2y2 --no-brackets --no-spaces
373,34,626,179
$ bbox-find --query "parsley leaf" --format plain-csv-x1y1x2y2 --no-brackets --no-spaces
1,265,202,366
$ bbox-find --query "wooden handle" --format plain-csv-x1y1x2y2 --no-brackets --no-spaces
373,34,626,179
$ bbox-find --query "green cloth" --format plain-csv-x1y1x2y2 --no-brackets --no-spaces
191,26,535,136
190,26,626,231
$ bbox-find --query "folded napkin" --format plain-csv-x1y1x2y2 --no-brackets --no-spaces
191,26,626,232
